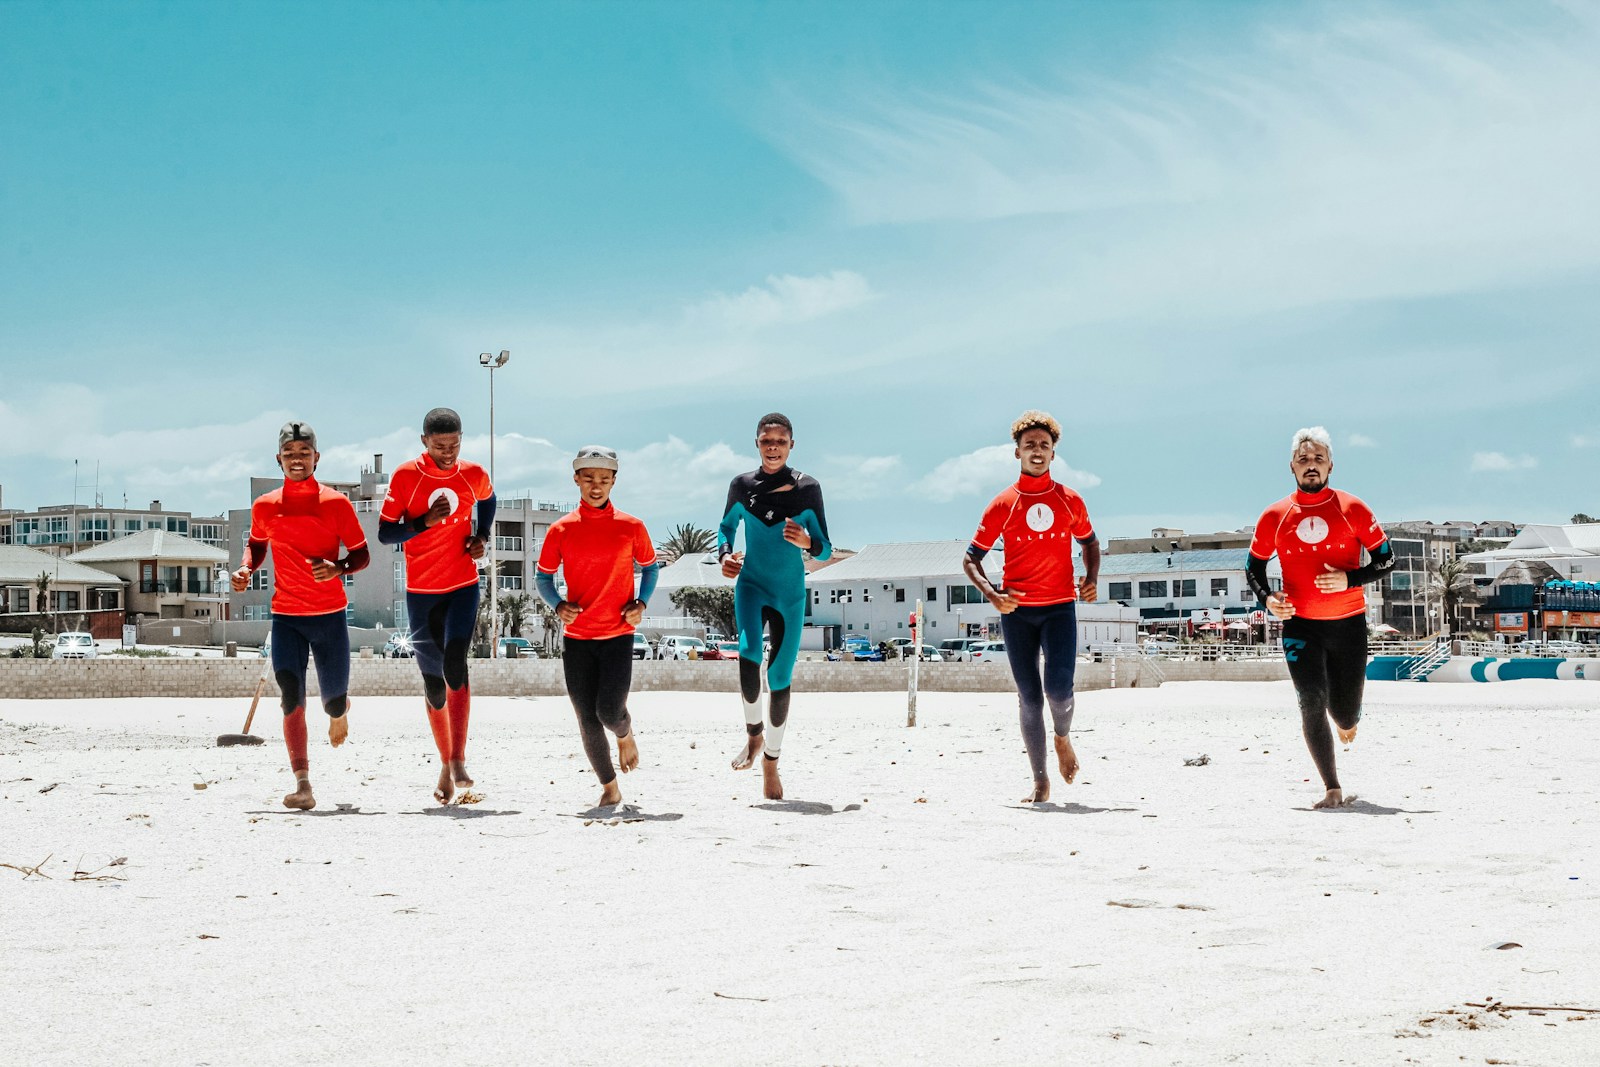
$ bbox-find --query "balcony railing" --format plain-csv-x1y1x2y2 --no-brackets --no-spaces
139,580,179,594
497,576,524,591
495,536,524,552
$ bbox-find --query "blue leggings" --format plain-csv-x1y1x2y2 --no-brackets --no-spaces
999,601,1079,782
270,611,350,716
407,584,480,708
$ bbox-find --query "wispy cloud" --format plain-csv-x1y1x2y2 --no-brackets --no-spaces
910,444,1101,503
1471,451,1538,473
1572,433,1599,448
685,270,876,331
1348,433,1379,448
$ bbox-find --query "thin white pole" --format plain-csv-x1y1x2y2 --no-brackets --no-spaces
488,364,498,658
907,598,922,727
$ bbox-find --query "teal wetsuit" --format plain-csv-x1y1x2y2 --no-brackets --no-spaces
717,465,831,758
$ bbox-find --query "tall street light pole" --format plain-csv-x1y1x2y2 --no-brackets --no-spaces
479,350,510,657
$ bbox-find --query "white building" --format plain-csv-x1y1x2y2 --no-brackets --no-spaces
1459,523,1600,583
1096,548,1293,632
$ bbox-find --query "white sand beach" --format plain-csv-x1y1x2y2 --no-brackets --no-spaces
3,680,1597,1066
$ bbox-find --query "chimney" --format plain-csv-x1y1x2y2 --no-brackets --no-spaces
374,454,384,475
150,500,163,513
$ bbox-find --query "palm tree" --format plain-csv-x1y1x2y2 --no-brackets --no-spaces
655,523,717,565
1429,558,1480,634
34,571,51,615
532,597,564,656
500,592,532,639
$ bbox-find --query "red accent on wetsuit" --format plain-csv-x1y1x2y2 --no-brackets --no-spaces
426,703,452,762
283,706,309,774
1249,488,1385,621
249,479,367,616
447,685,471,762
971,472,1095,606
380,454,493,594
536,502,657,641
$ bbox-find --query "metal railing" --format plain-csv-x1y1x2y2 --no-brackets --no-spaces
1397,642,1452,681
1456,640,1600,659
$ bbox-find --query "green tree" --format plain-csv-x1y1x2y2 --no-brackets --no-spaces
1573,513,1597,524
500,592,532,638
532,597,564,656
656,523,717,565
1430,558,1480,634
34,572,50,615
670,586,737,638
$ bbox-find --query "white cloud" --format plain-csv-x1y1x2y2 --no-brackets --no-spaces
1347,433,1379,448
685,270,876,330
911,444,1101,503
1573,433,1599,448
818,454,904,499
1470,451,1538,473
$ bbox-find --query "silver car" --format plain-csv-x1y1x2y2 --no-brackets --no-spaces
51,632,98,660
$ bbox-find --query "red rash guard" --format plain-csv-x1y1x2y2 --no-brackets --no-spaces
970,472,1096,606
249,479,367,616
1249,488,1385,621
380,455,493,594
536,502,656,641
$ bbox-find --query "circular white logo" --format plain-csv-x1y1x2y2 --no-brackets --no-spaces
1026,503,1055,532
1296,516,1329,544
431,488,461,516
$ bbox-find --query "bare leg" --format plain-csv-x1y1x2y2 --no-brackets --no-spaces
1023,778,1050,804
597,778,622,807
451,760,473,789
1313,789,1348,809
732,732,764,771
761,756,783,800
617,732,639,773
284,776,315,810
434,764,455,805
1054,734,1078,784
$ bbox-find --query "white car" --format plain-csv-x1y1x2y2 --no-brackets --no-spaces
889,639,943,661
969,641,1007,664
1141,638,1180,656
657,635,708,660
51,632,98,660
938,638,981,663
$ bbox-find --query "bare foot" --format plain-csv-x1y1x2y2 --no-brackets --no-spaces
328,715,348,748
597,779,622,807
617,733,639,773
1337,724,1357,745
1313,789,1348,809
434,765,455,805
451,760,474,789
1023,779,1050,804
732,733,764,771
283,778,316,810
1054,734,1078,784
761,756,783,800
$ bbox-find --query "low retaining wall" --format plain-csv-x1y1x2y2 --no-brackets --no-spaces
0,657,1185,700
1422,657,1600,683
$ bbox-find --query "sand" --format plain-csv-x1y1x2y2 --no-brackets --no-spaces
2,680,1596,1066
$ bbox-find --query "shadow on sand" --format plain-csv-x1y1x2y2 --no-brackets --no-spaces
750,800,862,816
405,806,524,819
1008,802,1138,815
564,804,685,823
247,803,382,817
1294,799,1439,816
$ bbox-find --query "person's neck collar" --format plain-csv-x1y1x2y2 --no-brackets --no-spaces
283,475,320,492
579,499,613,514
1294,485,1334,504
1017,469,1054,490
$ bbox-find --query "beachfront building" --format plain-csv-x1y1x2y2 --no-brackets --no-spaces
1095,548,1291,638
1460,523,1600,643
0,491,229,556
0,543,126,637
67,528,229,622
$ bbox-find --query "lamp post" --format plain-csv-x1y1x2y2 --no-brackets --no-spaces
478,350,509,657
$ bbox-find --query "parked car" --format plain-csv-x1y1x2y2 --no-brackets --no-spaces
702,641,741,661
1141,637,1180,655
51,632,98,660
968,641,1007,664
657,635,708,660
382,632,414,658
889,639,943,661
632,633,651,660
938,638,982,663
497,636,535,658
836,634,885,661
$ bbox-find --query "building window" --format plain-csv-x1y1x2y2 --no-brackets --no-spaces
895,588,906,603
946,585,985,605
1211,578,1228,597
1173,579,1196,598
1139,580,1167,598
926,587,936,602
1109,582,1132,600
53,590,81,611
251,570,270,591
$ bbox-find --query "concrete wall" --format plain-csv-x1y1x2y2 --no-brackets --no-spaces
0,656,1198,700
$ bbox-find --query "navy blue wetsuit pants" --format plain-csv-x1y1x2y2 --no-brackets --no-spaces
406,584,480,707
1000,601,1079,783
270,610,351,716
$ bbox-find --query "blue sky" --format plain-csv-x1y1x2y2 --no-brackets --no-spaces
2,0,1597,547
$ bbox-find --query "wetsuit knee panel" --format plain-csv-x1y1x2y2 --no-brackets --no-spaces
443,640,470,690
323,695,348,719
738,657,762,704
275,669,304,714
768,687,791,728
423,673,448,710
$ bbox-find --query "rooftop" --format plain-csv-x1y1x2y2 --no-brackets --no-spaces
67,528,229,565
0,544,126,586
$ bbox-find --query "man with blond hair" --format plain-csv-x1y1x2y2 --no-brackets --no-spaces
964,410,1100,804
1246,427,1394,809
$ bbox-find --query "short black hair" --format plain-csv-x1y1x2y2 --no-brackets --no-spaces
755,412,793,437
423,407,462,435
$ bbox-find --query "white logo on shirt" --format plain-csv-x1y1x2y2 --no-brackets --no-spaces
1296,516,1329,544
1026,503,1055,532
431,489,460,516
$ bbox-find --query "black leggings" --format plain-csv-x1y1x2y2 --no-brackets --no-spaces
1282,614,1368,791
562,635,634,784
